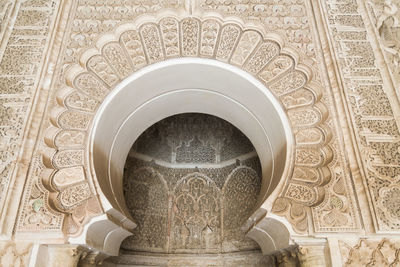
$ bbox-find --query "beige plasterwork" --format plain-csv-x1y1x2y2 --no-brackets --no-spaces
14,8,357,245
0,0,62,239
196,0,364,235
0,0,399,265
320,0,400,233
339,238,400,266
0,241,32,267
0,2,369,255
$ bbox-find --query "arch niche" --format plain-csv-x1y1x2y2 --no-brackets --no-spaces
88,58,292,255
43,15,332,257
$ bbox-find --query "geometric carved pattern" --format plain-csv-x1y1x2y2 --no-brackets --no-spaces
198,0,360,234
123,166,169,252
16,156,63,233
122,114,261,253
39,14,334,234
198,0,316,58
0,0,60,228
223,167,260,249
123,161,262,254
1,0,398,264
323,0,400,231
172,173,222,251
133,114,255,164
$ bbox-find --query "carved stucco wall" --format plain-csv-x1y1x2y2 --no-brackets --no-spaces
121,114,262,254
320,0,400,232
338,238,400,266
15,1,190,237
12,2,358,239
368,0,400,91
0,0,60,235
0,0,397,266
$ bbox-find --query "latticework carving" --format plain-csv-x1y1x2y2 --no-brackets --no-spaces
122,114,261,253
0,0,61,232
3,0,367,238
34,14,334,235
323,0,400,231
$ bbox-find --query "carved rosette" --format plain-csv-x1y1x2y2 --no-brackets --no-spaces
40,14,333,235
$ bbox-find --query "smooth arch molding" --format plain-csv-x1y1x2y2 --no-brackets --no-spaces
89,58,293,229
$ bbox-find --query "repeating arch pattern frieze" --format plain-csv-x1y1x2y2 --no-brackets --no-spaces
40,14,333,234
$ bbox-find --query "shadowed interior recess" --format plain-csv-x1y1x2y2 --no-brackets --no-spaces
121,113,263,260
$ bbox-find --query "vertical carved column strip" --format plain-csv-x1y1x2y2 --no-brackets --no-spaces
0,0,20,225
357,0,400,127
320,0,400,232
11,0,75,238
308,0,370,233
0,0,18,63
0,0,64,238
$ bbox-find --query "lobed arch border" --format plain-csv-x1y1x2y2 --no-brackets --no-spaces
37,12,334,254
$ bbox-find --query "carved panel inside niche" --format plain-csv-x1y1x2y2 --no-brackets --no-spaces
122,113,262,254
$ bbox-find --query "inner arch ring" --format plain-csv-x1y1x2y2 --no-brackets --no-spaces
89,58,294,221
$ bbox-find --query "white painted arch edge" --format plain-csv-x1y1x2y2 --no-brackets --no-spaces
85,58,294,254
